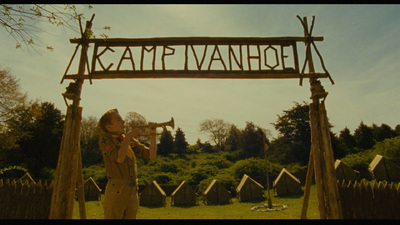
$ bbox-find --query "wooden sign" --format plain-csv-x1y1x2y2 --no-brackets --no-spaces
63,36,328,80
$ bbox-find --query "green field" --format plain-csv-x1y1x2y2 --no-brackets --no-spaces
73,185,320,219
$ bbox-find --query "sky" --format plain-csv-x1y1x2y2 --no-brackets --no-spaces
1,4,399,145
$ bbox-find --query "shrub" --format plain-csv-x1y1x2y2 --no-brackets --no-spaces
82,164,107,184
0,166,28,179
153,172,173,184
231,157,265,180
187,165,218,185
201,155,233,169
159,162,180,173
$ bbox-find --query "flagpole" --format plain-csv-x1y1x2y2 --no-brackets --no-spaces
264,137,272,209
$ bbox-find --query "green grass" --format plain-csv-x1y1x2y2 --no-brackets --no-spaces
73,185,320,219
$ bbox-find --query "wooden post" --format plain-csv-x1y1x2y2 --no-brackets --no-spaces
299,16,342,219
49,16,94,219
300,146,314,219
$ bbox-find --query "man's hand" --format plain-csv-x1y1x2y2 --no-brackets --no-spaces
126,127,141,139
147,122,157,136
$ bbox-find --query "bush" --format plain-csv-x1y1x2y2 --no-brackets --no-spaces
0,166,28,179
158,162,180,173
373,136,400,159
82,164,107,184
39,167,55,180
153,172,174,184
201,154,233,169
341,150,374,180
231,157,265,180
187,165,218,185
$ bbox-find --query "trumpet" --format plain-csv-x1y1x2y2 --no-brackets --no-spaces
133,117,174,136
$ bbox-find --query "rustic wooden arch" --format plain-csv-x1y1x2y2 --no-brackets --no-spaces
49,15,341,219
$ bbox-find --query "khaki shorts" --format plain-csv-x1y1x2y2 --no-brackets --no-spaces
103,179,139,219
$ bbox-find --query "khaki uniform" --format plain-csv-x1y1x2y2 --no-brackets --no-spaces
99,132,150,219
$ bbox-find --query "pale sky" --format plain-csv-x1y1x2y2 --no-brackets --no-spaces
1,4,399,144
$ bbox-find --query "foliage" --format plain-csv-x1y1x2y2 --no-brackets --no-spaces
157,130,174,156
2,101,63,178
230,157,265,181
0,165,27,179
354,122,375,150
239,122,268,159
270,101,311,165
340,150,375,180
187,164,219,185
199,118,231,151
0,66,26,130
0,4,99,51
225,124,241,151
82,164,107,184
80,116,102,167
372,136,400,159
174,127,188,154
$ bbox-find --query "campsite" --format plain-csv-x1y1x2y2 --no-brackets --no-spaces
72,183,318,219
1,4,400,219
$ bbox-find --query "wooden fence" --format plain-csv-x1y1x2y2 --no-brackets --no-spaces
0,179,53,219
338,180,400,219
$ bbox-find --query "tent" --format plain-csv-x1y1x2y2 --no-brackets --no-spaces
334,159,359,183
236,174,264,202
171,181,197,206
139,180,166,207
368,154,400,182
272,168,301,196
203,179,231,205
83,177,102,201
17,173,36,185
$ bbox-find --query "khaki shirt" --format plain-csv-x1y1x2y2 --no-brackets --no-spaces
99,132,150,181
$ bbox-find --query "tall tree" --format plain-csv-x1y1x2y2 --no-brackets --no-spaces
0,66,26,131
80,116,102,166
271,101,311,165
124,111,149,145
372,123,397,143
174,127,188,155
199,118,231,151
157,130,174,156
225,124,241,151
4,101,64,178
354,122,375,150
339,127,356,149
240,122,268,159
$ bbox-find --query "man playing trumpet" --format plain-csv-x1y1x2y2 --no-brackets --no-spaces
98,108,172,219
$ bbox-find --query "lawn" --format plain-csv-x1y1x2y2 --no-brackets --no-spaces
73,185,320,219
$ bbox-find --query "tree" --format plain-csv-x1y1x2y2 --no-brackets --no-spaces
80,116,102,166
0,66,26,131
240,122,268,159
4,101,64,178
271,101,311,165
0,4,96,51
354,122,374,150
174,127,188,155
225,124,241,151
372,123,397,143
124,111,149,145
157,130,174,156
199,118,231,151
339,127,356,150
